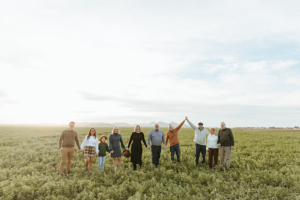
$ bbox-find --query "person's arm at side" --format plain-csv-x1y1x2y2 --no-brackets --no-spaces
95,137,99,154
175,119,186,131
147,131,151,149
120,135,125,149
165,132,169,146
217,130,221,147
80,136,87,150
59,131,64,151
187,119,196,130
75,133,81,153
162,131,166,151
109,135,114,153
128,133,133,149
230,129,234,149
142,133,147,148
105,144,110,153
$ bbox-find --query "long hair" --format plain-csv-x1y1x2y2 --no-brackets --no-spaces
99,136,107,144
134,125,141,132
87,128,97,140
111,126,120,135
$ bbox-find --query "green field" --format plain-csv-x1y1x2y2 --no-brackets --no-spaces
0,126,300,200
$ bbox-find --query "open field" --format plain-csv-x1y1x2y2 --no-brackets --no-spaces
0,126,300,200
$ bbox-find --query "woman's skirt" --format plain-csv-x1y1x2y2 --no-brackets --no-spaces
84,146,96,157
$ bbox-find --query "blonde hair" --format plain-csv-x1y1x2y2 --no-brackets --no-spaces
134,125,141,132
210,127,215,131
111,126,120,135
69,121,75,125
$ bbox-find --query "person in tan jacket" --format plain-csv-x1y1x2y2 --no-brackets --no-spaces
166,119,186,163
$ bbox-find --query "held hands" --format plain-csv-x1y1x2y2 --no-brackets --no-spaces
163,146,166,151
185,116,188,121
147,146,151,150
231,146,234,150
217,144,221,148
60,148,63,151
110,151,114,153
78,149,81,153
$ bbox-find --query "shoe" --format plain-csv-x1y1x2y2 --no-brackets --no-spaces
85,168,88,173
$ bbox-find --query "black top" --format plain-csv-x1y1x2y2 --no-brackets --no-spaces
128,132,147,164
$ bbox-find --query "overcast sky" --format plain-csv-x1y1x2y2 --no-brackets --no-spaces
0,0,299,127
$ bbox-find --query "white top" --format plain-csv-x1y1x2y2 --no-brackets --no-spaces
80,135,99,153
187,119,210,145
206,133,219,150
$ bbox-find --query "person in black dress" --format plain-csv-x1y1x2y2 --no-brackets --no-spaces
128,125,147,170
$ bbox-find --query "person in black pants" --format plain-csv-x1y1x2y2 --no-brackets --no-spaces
128,125,147,170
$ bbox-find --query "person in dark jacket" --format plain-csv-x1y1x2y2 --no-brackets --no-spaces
217,122,234,171
128,125,147,170
109,127,126,172
97,135,110,171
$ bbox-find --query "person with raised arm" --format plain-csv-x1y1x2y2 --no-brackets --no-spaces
109,127,126,172
128,125,147,170
186,116,210,165
147,123,166,167
58,121,81,176
217,122,234,171
165,119,186,163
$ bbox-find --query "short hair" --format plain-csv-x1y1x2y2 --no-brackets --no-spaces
69,121,75,124
134,125,141,132
221,122,226,126
210,127,215,131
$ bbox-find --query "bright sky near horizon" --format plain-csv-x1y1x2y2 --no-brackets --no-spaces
0,0,300,127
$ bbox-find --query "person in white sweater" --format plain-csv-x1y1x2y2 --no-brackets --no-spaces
80,128,99,172
206,128,219,169
186,116,210,165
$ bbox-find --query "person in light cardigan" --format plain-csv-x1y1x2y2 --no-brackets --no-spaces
80,128,99,172
206,128,219,169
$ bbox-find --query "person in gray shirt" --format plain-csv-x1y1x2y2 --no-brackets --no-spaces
147,123,166,167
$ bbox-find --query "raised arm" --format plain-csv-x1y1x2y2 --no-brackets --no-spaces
119,135,125,149
187,119,196,130
128,133,133,148
174,119,186,131
80,136,87,150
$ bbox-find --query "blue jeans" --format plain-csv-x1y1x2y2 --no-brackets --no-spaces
170,144,180,162
98,156,106,171
151,145,161,167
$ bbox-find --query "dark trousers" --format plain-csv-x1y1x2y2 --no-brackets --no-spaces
133,163,142,170
195,144,206,164
151,145,161,167
170,144,180,163
208,148,219,168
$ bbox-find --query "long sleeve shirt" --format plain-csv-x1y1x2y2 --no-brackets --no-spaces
166,120,185,147
187,119,209,145
58,129,81,149
217,128,234,146
206,134,219,150
80,135,99,153
147,129,166,146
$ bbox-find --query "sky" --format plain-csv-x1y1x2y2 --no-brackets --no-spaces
0,0,300,127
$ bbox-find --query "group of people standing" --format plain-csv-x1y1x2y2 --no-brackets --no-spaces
58,118,234,176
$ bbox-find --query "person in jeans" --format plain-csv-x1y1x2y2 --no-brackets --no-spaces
97,135,110,171
165,119,186,163
186,116,210,165
58,121,81,176
217,122,234,171
206,128,219,169
147,123,166,167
